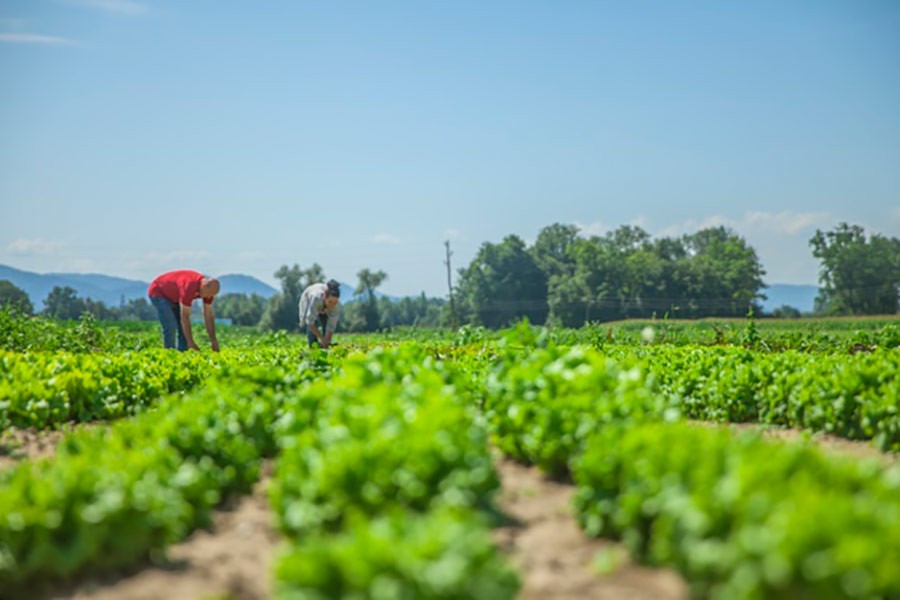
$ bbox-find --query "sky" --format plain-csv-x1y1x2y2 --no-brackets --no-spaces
1,0,899,297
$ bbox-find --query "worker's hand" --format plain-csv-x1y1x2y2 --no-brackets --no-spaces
188,342,201,352
210,341,220,352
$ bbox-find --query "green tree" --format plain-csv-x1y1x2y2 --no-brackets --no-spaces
117,297,156,321
649,236,692,316
43,286,86,320
810,223,900,315
379,293,446,329
457,235,548,328
771,305,802,319
355,268,388,332
544,225,765,325
681,226,767,317
0,280,33,315
531,223,579,281
83,298,115,320
216,293,267,326
545,236,610,326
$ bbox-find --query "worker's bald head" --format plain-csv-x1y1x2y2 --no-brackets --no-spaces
200,277,220,299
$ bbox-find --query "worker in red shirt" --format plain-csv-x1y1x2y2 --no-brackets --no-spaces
147,270,221,351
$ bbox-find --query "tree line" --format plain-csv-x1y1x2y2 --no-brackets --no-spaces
0,265,446,333
452,221,899,327
1,221,897,330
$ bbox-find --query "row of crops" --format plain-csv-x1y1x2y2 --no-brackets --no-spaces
3,307,900,354
483,341,900,599
1,315,899,598
0,347,340,429
0,351,520,598
4,336,898,450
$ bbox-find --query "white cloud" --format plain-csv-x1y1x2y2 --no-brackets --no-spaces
0,33,79,46
650,212,840,285
372,234,401,245
630,216,649,229
743,211,832,235
444,228,465,241
7,238,65,256
656,211,833,238
574,220,608,238
655,215,729,237
63,0,147,16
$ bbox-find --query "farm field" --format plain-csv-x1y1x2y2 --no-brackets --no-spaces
1,311,899,599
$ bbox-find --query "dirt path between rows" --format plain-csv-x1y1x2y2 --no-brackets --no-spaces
1,427,75,471
54,465,279,600
52,456,689,600
13,423,895,599
703,422,898,465
492,454,688,600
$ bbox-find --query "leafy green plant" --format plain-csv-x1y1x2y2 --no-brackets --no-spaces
573,422,900,599
274,507,519,600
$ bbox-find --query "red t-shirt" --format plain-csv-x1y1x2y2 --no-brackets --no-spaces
147,270,213,306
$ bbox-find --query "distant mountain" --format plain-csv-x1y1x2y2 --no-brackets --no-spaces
761,284,820,313
0,264,148,309
0,264,279,308
218,274,277,298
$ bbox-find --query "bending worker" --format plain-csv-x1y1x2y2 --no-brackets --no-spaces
147,269,220,352
298,279,341,348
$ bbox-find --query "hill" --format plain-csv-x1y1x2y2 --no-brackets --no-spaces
0,265,278,308
217,274,278,299
761,284,819,313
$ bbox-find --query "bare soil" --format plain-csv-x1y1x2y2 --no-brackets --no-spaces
53,465,279,600
701,421,898,465
492,454,688,600
0,427,71,470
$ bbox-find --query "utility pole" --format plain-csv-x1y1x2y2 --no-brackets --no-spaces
444,240,457,329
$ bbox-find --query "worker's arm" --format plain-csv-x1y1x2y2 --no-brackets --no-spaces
323,307,339,347
180,304,200,350
308,323,326,347
203,303,219,352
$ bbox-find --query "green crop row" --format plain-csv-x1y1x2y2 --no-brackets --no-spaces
635,346,900,451
0,347,337,431
483,344,677,476
0,365,312,596
269,346,519,599
0,346,518,598
573,422,900,599
487,324,900,451
481,339,900,598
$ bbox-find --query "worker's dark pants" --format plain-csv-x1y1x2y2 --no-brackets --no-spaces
306,313,328,348
150,295,188,351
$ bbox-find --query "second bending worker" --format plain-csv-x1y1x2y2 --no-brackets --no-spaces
298,279,341,348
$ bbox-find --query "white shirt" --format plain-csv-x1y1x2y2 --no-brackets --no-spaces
298,283,340,333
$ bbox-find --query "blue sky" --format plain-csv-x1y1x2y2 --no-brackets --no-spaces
2,1,899,297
